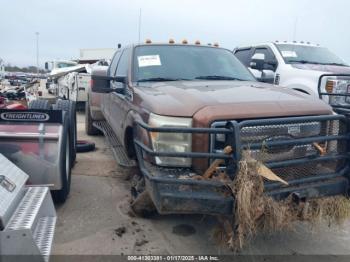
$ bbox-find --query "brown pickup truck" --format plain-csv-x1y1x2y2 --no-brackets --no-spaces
87,43,350,215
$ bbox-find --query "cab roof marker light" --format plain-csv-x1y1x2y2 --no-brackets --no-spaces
169,38,175,44
145,39,152,44
182,39,188,44
213,42,219,47
195,40,201,45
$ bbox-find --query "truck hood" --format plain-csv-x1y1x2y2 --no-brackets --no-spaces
292,64,350,74
134,80,333,120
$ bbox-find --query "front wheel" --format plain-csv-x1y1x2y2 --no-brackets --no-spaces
130,174,157,217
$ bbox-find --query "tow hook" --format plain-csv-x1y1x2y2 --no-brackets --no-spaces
291,192,307,205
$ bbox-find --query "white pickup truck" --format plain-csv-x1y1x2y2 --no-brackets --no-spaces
233,42,350,108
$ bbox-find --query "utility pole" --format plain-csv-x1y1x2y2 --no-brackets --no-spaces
35,32,39,75
138,8,142,43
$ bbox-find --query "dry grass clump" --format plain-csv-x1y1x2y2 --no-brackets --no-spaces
214,151,350,251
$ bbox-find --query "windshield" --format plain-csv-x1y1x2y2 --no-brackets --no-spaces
133,45,255,82
276,44,348,66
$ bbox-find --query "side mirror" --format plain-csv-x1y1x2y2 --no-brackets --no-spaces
250,53,265,71
91,66,126,93
257,70,275,84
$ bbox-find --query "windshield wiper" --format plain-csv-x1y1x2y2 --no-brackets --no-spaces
322,62,348,66
195,75,243,80
289,60,349,66
288,60,323,64
137,77,191,82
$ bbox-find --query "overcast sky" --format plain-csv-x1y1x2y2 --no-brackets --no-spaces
1,0,349,67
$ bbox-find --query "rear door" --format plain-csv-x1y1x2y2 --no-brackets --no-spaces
109,47,132,142
102,50,121,121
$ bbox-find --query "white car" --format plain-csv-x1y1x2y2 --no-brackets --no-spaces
234,42,350,108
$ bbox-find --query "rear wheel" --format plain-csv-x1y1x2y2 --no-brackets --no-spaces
52,115,71,203
85,101,100,135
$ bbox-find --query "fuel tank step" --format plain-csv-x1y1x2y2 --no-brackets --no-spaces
6,187,48,231
93,121,137,167
33,216,56,261
0,154,56,260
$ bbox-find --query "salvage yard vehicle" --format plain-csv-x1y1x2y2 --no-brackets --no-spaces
233,41,350,109
88,41,350,216
45,51,114,108
0,99,76,203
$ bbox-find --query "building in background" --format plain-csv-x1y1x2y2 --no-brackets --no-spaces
78,48,116,64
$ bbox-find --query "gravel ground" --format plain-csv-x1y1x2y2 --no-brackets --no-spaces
52,112,350,257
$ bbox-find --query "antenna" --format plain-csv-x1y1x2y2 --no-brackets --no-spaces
138,8,142,43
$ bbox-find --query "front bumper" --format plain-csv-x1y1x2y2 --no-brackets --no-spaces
134,114,350,215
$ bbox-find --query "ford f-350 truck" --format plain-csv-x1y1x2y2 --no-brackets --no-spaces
233,42,350,111
87,42,350,216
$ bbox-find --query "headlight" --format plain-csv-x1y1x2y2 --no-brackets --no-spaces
148,113,192,167
324,79,350,105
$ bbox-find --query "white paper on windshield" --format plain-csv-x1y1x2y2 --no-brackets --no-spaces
137,55,162,67
281,51,297,58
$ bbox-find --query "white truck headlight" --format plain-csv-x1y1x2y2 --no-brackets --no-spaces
324,79,350,105
148,113,192,167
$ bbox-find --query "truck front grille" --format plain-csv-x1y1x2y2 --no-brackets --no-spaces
211,118,347,182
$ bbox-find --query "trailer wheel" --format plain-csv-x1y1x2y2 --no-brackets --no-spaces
28,99,51,110
51,114,72,203
85,101,100,135
53,100,77,167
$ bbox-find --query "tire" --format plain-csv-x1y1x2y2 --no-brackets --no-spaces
51,114,71,203
130,174,157,217
28,99,50,110
76,140,95,153
53,100,77,167
85,101,100,135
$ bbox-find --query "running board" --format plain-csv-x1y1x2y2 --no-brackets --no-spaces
93,121,137,167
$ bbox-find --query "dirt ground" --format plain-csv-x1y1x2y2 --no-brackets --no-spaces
52,112,350,256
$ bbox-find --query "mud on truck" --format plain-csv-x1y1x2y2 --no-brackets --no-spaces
86,42,350,224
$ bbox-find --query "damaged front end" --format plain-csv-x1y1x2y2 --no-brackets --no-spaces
133,114,350,215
